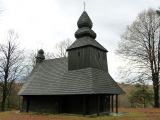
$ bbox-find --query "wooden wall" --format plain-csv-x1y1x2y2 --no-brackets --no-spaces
68,46,108,72
21,95,110,115
21,96,60,113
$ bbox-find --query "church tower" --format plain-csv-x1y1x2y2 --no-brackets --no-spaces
67,11,108,72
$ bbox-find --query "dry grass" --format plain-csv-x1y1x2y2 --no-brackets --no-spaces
0,108,160,120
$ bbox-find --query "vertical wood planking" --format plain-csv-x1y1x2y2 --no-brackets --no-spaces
68,46,108,71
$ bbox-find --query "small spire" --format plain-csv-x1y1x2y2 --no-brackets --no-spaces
36,49,45,63
83,1,86,11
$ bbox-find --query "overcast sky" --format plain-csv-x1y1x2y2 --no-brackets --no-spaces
0,0,160,82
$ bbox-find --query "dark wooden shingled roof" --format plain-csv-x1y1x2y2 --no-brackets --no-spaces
18,58,124,95
67,36,107,51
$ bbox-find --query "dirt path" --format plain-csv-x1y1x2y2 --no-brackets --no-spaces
0,108,160,120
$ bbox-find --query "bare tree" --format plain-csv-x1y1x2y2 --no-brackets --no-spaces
28,50,54,71
26,39,72,77
53,39,72,58
116,9,160,107
0,30,24,111
29,39,72,67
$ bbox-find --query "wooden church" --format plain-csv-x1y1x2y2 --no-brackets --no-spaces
18,11,124,115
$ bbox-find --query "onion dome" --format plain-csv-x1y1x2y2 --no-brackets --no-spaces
75,27,96,39
38,49,44,54
77,11,93,28
36,49,45,63
75,11,96,39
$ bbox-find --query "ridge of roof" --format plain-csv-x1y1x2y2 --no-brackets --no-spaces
43,57,67,62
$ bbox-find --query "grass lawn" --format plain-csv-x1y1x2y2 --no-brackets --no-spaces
0,108,160,120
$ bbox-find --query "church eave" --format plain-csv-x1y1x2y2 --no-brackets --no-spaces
67,44,108,52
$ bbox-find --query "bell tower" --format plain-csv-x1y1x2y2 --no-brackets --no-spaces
67,11,108,72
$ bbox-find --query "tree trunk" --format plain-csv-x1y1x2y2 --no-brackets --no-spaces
1,77,7,111
153,85,159,108
153,73,159,108
154,88,159,107
7,97,10,109
144,97,146,108
1,89,7,111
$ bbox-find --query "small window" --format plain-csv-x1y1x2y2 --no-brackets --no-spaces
103,53,106,59
78,51,80,57
98,52,100,58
